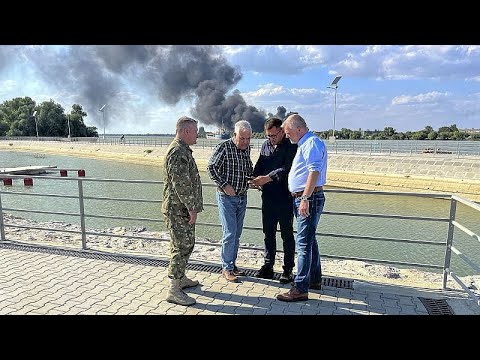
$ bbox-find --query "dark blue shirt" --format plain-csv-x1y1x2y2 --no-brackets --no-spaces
253,135,298,198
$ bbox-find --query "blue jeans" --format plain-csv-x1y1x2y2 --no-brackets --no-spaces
216,192,248,271
293,191,325,293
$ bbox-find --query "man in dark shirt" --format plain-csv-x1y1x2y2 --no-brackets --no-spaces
250,117,298,283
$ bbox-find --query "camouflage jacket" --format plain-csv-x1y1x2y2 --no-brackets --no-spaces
161,139,204,216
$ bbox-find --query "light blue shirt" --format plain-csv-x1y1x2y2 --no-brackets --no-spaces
288,131,328,193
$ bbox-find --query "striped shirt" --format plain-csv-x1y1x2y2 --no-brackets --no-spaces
207,138,253,196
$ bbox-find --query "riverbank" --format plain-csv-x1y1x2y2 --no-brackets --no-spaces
2,213,479,294
1,140,479,201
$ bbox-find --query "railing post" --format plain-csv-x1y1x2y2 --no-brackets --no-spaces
0,191,5,241
77,179,87,250
443,197,457,289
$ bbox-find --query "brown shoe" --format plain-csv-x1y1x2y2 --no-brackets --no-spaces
276,286,308,302
222,269,238,282
232,266,246,276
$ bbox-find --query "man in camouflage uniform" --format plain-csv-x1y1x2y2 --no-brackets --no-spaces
162,116,203,306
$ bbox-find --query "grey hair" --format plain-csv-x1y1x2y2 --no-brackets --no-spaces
176,116,197,133
283,114,308,131
234,120,252,134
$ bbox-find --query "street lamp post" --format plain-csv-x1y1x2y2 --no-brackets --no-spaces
99,104,106,140
32,110,39,138
66,113,71,139
327,75,342,142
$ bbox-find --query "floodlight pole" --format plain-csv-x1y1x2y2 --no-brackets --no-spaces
33,111,39,138
327,75,342,141
332,86,338,139
103,110,105,140
66,113,71,139
99,104,106,140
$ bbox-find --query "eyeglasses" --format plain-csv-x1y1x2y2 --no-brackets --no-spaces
266,129,282,139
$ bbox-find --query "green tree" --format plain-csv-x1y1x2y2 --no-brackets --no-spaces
350,130,361,139
0,120,9,136
36,100,67,137
451,131,468,140
449,124,458,132
86,126,98,137
437,131,450,140
383,127,396,137
0,96,37,136
68,104,89,137
411,131,427,140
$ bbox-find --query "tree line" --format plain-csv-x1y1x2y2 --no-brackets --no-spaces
314,125,480,141
0,97,98,137
198,124,480,141
2,96,478,141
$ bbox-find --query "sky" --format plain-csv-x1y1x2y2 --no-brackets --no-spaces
0,45,479,134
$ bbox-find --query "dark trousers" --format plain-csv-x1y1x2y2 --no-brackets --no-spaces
262,195,295,271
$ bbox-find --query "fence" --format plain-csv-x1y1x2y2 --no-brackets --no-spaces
0,173,479,304
2,137,480,157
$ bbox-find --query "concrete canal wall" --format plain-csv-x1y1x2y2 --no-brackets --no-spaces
327,153,480,201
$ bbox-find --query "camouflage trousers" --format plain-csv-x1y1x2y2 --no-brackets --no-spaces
164,214,195,279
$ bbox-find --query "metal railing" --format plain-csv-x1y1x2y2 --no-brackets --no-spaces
443,195,480,303
2,137,480,157
326,140,480,158
0,173,479,303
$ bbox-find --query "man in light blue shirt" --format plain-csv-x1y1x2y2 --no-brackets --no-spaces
277,114,327,302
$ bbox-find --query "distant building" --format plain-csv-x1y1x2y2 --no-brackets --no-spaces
461,128,480,134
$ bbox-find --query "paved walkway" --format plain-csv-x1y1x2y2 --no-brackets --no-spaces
0,242,478,315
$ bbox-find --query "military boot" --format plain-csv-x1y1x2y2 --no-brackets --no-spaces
166,279,196,306
180,276,200,289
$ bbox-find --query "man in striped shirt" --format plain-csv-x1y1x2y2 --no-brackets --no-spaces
207,120,254,282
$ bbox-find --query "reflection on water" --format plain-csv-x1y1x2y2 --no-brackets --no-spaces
1,150,479,276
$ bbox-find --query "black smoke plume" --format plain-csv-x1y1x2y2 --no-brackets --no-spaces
274,106,287,120
0,45,267,132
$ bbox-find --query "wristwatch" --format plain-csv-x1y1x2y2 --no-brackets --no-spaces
299,195,310,201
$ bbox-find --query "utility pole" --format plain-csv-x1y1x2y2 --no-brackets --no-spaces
99,104,106,140
327,75,342,142
67,113,71,139
33,110,39,137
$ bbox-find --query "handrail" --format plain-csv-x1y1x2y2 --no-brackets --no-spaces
2,137,480,157
445,195,480,304
0,174,478,303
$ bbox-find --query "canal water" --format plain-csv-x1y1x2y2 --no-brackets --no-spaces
1,149,479,276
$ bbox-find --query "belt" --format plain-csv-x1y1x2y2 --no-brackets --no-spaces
218,187,247,197
291,186,323,198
